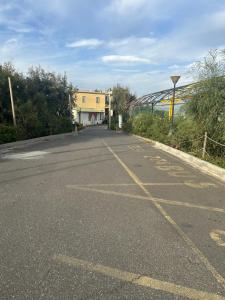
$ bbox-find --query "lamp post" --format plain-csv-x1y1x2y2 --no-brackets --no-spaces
170,75,180,129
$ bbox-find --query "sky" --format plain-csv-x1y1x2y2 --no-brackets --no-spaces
1,0,225,96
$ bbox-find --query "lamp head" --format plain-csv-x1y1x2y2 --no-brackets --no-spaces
170,75,180,85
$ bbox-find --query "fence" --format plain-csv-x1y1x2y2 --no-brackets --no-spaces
179,132,225,159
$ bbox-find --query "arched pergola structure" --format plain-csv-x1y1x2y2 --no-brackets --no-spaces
130,82,197,112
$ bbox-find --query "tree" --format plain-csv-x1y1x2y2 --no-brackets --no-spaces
0,63,74,141
112,84,136,118
0,63,25,124
186,49,225,156
187,50,225,138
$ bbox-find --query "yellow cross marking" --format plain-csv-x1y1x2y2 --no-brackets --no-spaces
53,255,225,300
67,185,225,214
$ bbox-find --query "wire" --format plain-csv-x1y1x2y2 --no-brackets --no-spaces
178,135,204,145
207,136,225,147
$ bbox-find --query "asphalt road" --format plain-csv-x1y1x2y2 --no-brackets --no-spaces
0,126,225,299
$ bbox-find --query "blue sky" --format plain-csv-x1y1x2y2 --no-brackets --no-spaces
1,0,225,95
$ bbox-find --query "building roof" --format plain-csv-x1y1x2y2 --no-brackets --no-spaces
76,90,106,95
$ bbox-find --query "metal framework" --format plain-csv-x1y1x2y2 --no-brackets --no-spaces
131,82,197,109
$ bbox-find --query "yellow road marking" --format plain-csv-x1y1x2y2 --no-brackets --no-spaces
67,185,225,214
184,181,217,188
66,181,217,188
103,140,225,290
168,171,196,178
128,145,144,152
144,154,196,178
53,255,225,300
156,165,184,171
210,230,225,247
68,183,137,187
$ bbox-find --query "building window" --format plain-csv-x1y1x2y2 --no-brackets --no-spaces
82,96,86,103
96,97,100,103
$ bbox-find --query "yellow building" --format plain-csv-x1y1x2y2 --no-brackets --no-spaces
73,91,106,125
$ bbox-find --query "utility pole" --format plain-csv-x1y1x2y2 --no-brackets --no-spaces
8,77,17,127
170,75,180,130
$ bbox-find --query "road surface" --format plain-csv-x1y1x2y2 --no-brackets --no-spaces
0,126,225,299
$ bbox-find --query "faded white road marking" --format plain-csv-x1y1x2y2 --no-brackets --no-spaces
2,151,49,160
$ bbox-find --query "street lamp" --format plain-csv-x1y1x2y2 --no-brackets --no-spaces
170,75,180,129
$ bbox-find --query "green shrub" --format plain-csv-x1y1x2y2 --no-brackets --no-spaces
0,124,17,144
124,111,225,169
49,116,73,135
122,117,133,132
128,113,170,142
132,113,154,136
146,116,170,143
173,117,204,153
110,116,118,130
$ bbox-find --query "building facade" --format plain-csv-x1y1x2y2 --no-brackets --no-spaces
73,91,106,126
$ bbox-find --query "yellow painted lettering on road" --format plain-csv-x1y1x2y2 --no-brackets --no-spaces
53,255,225,300
144,155,162,161
210,230,225,247
128,145,143,152
156,165,184,171
168,171,196,178
184,181,217,189
144,155,195,178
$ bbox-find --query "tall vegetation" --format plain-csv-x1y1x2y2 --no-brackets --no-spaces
110,84,136,128
0,63,74,143
123,49,225,167
187,50,225,143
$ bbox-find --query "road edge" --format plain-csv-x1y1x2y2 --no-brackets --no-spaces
135,134,225,184
0,131,77,152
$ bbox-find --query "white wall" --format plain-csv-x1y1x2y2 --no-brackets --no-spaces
75,111,105,126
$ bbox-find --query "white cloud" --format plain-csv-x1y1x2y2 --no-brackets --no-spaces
108,36,156,48
66,39,103,48
168,64,180,70
0,38,21,61
9,27,33,33
105,0,179,21
108,0,148,13
102,55,150,64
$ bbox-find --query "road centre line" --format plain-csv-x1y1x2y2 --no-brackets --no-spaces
67,185,225,214
53,255,225,300
103,140,225,290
